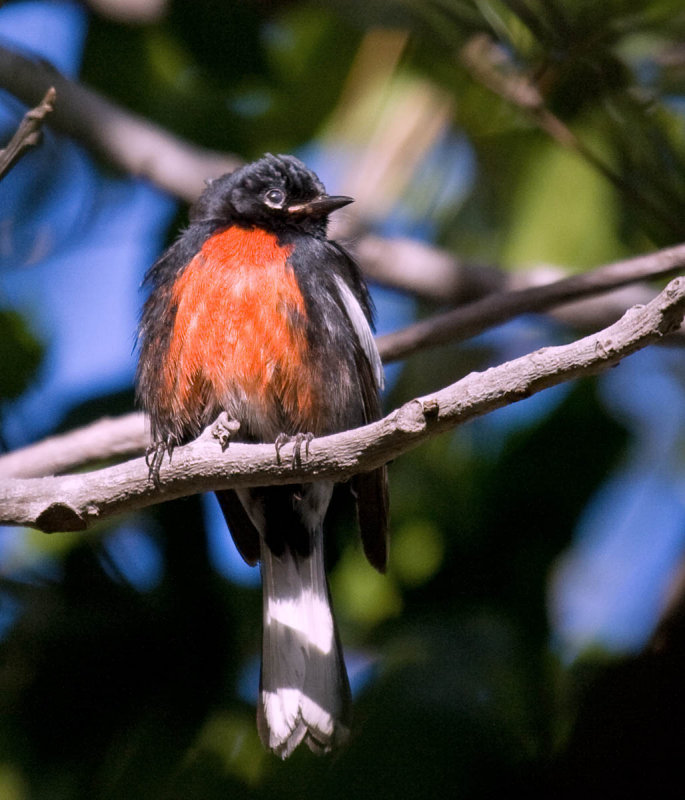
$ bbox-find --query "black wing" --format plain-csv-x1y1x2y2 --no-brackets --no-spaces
329,248,389,572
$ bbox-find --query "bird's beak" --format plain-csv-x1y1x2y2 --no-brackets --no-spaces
286,195,354,218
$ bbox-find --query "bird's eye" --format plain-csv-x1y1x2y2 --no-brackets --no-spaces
264,188,285,208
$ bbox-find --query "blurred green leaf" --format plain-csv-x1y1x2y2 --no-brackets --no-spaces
391,518,445,587
0,764,26,800
186,711,268,787
0,309,42,402
501,127,626,269
332,543,403,629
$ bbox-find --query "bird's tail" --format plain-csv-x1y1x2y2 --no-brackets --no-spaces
257,528,351,758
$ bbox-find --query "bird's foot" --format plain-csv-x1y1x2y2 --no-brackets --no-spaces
211,412,241,451
275,432,314,468
145,437,175,487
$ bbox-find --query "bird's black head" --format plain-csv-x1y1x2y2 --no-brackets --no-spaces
191,154,353,237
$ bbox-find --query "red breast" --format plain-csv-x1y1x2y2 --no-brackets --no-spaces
160,226,320,435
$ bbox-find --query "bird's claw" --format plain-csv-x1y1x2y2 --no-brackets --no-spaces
145,438,175,487
275,432,314,468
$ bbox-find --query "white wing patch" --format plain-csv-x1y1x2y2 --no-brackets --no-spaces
333,274,384,391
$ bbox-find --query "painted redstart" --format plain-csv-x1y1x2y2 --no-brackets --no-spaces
135,154,388,758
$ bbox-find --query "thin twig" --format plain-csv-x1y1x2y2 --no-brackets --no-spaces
2,277,684,532
460,34,683,239
0,86,55,180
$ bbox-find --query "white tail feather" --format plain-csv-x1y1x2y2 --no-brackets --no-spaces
257,530,350,757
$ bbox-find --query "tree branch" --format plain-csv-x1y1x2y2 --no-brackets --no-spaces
0,45,241,200
0,86,55,180
1,242,684,483
2,40,679,340
377,242,685,362
0,413,147,479
2,277,684,533
356,236,685,341
354,234,505,303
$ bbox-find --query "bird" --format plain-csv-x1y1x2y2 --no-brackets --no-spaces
135,153,388,758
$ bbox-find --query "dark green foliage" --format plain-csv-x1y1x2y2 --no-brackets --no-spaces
81,3,361,158
0,309,42,403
